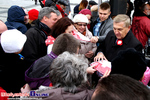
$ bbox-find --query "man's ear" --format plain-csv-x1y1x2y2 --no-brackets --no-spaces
43,16,48,22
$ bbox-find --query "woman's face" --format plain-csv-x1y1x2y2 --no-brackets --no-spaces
74,22,87,33
65,24,74,34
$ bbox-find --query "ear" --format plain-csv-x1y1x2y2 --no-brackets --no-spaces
109,11,111,16
128,25,131,29
43,16,48,22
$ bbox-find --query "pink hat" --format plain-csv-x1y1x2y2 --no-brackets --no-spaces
28,9,39,20
79,9,92,16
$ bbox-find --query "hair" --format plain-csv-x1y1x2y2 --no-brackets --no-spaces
55,10,61,16
140,3,150,11
79,0,88,11
52,33,81,55
50,17,74,38
49,51,89,93
92,74,150,100
111,48,146,81
113,14,131,27
99,2,111,12
38,7,57,21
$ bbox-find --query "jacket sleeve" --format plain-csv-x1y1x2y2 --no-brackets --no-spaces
98,18,113,43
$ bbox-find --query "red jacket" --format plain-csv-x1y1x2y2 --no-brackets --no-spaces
132,16,150,48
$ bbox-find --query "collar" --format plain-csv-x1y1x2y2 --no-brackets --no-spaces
48,51,57,59
36,20,51,36
112,30,132,46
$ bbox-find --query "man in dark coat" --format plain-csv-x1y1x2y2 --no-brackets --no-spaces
21,7,58,68
94,14,143,62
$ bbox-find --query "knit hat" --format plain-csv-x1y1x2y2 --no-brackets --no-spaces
28,9,39,20
79,9,92,16
111,48,147,80
72,14,89,24
1,29,27,53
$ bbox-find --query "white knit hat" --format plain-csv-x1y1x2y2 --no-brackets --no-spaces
1,29,27,53
72,14,89,23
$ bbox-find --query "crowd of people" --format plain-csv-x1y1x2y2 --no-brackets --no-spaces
0,0,150,99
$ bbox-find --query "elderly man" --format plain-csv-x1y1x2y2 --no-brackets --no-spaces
21,7,59,68
90,2,113,45
94,14,143,62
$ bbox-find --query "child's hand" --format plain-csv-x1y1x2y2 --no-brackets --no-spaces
86,66,96,74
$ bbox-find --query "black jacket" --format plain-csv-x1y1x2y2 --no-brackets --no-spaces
21,20,51,68
97,30,143,61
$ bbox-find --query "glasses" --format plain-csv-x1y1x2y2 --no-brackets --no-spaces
76,23,87,27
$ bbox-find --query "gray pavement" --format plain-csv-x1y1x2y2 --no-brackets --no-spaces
0,0,41,22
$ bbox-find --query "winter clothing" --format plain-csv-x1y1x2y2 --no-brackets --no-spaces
97,30,143,61
111,48,146,80
132,15,150,48
28,87,94,100
73,14,89,24
74,4,80,15
1,29,27,53
5,5,27,34
142,67,150,85
28,9,39,21
0,44,27,93
21,20,51,68
58,0,68,6
89,1,97,6
92,17,113,43
45,0,55,7
25,51,57,89
79,27,97,56
79,9,92,16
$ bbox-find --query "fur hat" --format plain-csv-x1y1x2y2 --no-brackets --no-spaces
1,29,27,53
72,14,89,24
111,48,147,80
79,9,92,16
28,9,39,20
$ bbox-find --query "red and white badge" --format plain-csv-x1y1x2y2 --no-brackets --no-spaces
117,40,123,46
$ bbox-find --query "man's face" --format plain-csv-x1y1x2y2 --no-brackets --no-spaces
74,22,87,34
144,4,150,16
46,12,58,29
23,9,29,24
98,8,111,22
113,22,130,40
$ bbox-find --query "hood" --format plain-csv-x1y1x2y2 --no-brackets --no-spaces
25,54,55,89
7,5,25,22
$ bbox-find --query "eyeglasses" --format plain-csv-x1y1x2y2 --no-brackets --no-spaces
76,23,87,27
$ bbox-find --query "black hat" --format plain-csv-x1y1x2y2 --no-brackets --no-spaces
89,1,98,5
57,0,68,6
111,48,147,80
